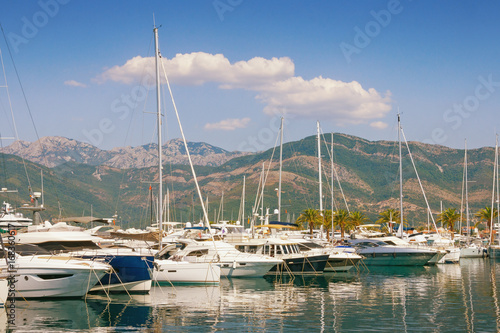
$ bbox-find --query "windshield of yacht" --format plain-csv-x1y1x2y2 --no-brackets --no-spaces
354,240,387,248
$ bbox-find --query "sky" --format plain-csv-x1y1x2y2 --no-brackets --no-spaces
0,1,500,152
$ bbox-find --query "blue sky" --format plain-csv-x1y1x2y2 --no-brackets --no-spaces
0,1,499,152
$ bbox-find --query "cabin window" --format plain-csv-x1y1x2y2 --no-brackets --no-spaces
247,246,258,254
37,274,74,280
187,249,208,257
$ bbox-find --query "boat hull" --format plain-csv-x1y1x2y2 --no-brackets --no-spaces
153,260,220,284
267,254,329,275
489,245,500,259
359,251,435,266
324,255,361,272
80,254,154,293
0,279,7,306
460,246,486,258
220,260,277,278
4,257,109,298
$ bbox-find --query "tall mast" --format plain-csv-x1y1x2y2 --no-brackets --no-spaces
154,26,163,249
241,176,246,226
317,121,323,213
398,113,403,238
491,135,499,245
331,132,334,244
278,117,283,221
465,139,470,244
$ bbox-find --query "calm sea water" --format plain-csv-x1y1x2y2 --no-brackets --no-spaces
3,258,500,332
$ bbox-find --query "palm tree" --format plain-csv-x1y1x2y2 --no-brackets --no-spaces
475,206,498,243
332,209,350,239
323,210,333,241
377,208,405,233
349,211,369,227
296,208,322,235
437,208,460,239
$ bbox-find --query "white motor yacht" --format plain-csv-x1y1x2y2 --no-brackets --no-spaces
0,253,110,298
153,244,221,284
348,238,437,266
294,240,362,272
0,202,32,228
170,239,281,278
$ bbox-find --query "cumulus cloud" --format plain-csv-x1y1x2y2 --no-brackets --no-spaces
257,76,392,124
64,80,87,88
94,52,294,88
94,52,392,124
204,117,251,131
370,121,389,129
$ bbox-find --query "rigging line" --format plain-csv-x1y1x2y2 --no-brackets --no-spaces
400,127,441,237
320,130,349,213
287,135,315,210
254,129,280,222
159,47,216,239
0,34,33,193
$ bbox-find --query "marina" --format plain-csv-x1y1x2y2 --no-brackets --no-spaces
1,1,500,332
0,258,498,332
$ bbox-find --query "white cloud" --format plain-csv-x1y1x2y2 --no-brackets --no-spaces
94,52,294,88
204,117,251,131
257,76,392,124
64,80,87,88
94,52,392,125
370,121,389,129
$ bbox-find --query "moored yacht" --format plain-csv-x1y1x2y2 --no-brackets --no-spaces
170,239,281,278
232,238,329,275
13,230,154,293
295,240,362,272
153,244,221,284
0,201,33,228
0,252,110,298
347,238,437,266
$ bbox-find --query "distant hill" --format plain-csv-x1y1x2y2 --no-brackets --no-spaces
0,133,496,230
1,136,250,168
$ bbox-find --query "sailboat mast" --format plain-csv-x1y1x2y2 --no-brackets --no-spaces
331,132,334,244
465,139,470,243
242,176,246,226
317,121,323,213
491,135,499,245
398,113,404,238
154,26,163,249
278,117,283,221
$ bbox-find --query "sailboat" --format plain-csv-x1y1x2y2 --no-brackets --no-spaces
349,114,440,266
488,135,500,258
460,139,486,258
148,26,220,284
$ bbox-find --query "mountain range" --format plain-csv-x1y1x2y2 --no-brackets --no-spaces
0,136,249,168
0,134,496,230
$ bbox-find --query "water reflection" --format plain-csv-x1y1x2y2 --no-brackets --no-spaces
3,260,500,332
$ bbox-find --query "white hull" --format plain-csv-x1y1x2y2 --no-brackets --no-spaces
219,261,276,278
153,260,220,284
4,256,110,298
460,246,486,258
0,279,7,307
